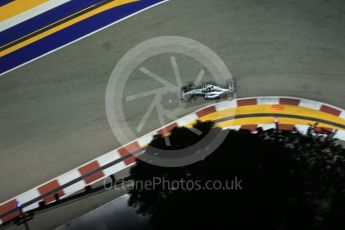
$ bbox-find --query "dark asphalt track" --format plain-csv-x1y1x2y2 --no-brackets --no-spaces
1,0,345,228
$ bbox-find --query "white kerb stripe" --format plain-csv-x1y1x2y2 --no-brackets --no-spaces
222,125,241,130
339,111,345,120
258,124,275,131
295,125,309,134
216,100,237,111
0,0,71,32
17,189,41,212
97,149,122,163
97,152,127,177
56,170,86,198
137,133,155,147
299,100,321,110
257,98,280,105
334,130,345,140
176,113,198,127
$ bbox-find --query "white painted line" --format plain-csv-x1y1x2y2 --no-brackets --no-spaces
0,0,71,32
0,0,170,76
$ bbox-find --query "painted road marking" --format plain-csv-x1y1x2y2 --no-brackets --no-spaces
0,0,14,7
0,0,137,57
217,116,342,130
0,0,48,21
0,0,106,46
0,0,71,32
0,0,169,76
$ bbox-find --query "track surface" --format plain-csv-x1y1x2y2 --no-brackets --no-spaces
1,0,345,228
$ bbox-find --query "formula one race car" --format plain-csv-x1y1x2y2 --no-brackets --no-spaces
181,81,237,102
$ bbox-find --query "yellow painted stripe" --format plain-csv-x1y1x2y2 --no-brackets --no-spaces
0,0,48,21
196,105,345,127
0,0,137,57
216,117,342,130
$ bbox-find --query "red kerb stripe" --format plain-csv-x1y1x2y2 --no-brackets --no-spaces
278,124,295,131
78,161,104,185
237,99,257,106
241,125,258,132
158,123,178,136
320,105,341,116
118,142,141,165
37,180,64,204
279,98,300,106
0,199,20,223
196,106,216,117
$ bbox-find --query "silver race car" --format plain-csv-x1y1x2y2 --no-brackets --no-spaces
181,81,237,102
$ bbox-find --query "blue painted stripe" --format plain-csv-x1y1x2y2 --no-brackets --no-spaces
0,0,13,7
0,0,104,47
0,0,165,75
